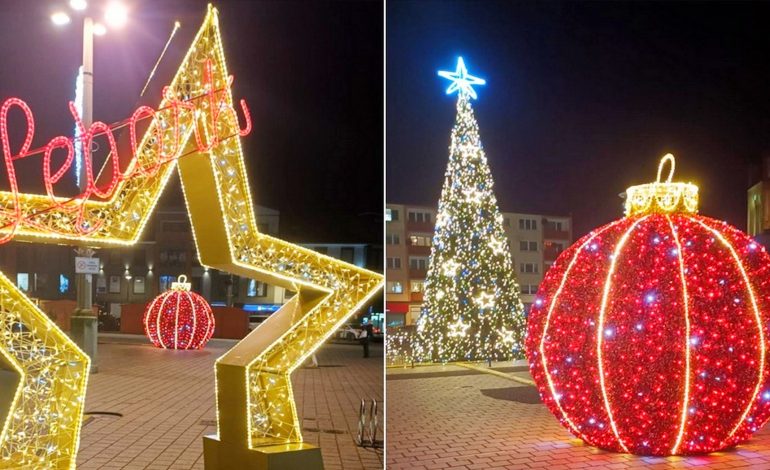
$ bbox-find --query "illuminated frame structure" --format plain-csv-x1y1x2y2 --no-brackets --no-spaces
0,5,382,468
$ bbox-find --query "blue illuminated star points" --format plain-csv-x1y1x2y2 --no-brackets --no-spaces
438,57,486,100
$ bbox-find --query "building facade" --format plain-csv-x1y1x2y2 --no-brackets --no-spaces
748,157,770,239
385,203,572,328
0,203,383,327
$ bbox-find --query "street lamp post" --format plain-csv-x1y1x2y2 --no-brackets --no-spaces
51,1,128,372
80,15,93,190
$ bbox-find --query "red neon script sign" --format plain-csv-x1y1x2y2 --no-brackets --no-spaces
0,59,252,243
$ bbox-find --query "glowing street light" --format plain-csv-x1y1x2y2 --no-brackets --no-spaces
104,2,129,28
51,0,129,190
69,0,87,11
50,0,130,370
51,11,71,26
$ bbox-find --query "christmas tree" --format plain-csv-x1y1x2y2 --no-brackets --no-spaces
416,57,526,362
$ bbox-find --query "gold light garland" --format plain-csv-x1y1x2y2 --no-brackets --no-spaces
624,154,698,216
0,5,381,467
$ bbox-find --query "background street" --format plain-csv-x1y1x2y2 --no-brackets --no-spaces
386,362,770,470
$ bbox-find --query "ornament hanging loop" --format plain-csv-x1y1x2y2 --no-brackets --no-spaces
656,154,676,184
624,153,698,216
171,274,191,291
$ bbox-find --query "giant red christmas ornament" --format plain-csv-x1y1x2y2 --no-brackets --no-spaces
527,155,770,455
143,275,215,350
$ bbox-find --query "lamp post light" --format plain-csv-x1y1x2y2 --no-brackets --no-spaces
51,1,128,372
51,1,128,190
124,269,133,304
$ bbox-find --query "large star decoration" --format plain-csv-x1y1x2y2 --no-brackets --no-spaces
462,187,483,204
0,276,88,469
0,5,382,466
498,327,516,345
489,237,507,255
448,317,470,338
475,291,496,310
438,57,486,100
443,259,461,277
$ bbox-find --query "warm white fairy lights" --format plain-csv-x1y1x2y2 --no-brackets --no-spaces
411,58,526,363
0,272,89,469
0,4,382,466
447,318,470,338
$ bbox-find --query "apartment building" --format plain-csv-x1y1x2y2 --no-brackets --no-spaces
385,203,572,327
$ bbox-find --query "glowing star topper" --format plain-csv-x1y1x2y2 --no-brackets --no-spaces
438,57,486,100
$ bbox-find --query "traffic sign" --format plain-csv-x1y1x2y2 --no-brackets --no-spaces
75,257,100,274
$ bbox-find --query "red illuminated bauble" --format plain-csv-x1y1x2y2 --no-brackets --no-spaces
526,155,770,456
143,275,215,350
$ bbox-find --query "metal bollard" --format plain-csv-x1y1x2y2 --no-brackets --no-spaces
357,398,367,446
356,398,381,448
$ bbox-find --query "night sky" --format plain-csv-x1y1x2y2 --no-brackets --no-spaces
387,1,770,237
0,0,382,243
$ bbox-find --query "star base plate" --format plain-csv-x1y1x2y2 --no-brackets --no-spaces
203,434,324,470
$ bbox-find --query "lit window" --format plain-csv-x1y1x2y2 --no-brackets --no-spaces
387,282,403,294
410,235,431,246
59,274,70,294
159,275,175,292
16,273,29,292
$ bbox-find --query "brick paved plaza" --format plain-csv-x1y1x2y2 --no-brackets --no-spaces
77,335,383,469
386,361,770,470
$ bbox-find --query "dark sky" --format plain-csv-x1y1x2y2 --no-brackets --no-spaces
0,0,382,243
386,0,770,237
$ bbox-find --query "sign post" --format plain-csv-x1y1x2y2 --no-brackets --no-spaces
75,256,100,275
72,248,98,374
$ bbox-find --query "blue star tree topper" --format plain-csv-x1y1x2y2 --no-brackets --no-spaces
438,57,486,100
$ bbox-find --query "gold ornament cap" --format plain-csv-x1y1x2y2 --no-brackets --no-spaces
170,274,192,291
624,154,698,216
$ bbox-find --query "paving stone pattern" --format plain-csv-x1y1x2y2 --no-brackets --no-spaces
386,362,770,470
77,336,383,469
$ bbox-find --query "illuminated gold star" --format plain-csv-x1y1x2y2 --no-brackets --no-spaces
463,187,483,204
489,237,506,255
498,327,516,345
448,317,470,338
443,259,461,277
475,291,496,310
0,277,89,468
0,6,382,467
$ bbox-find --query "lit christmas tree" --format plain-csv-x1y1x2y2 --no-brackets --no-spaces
416,57,526,362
